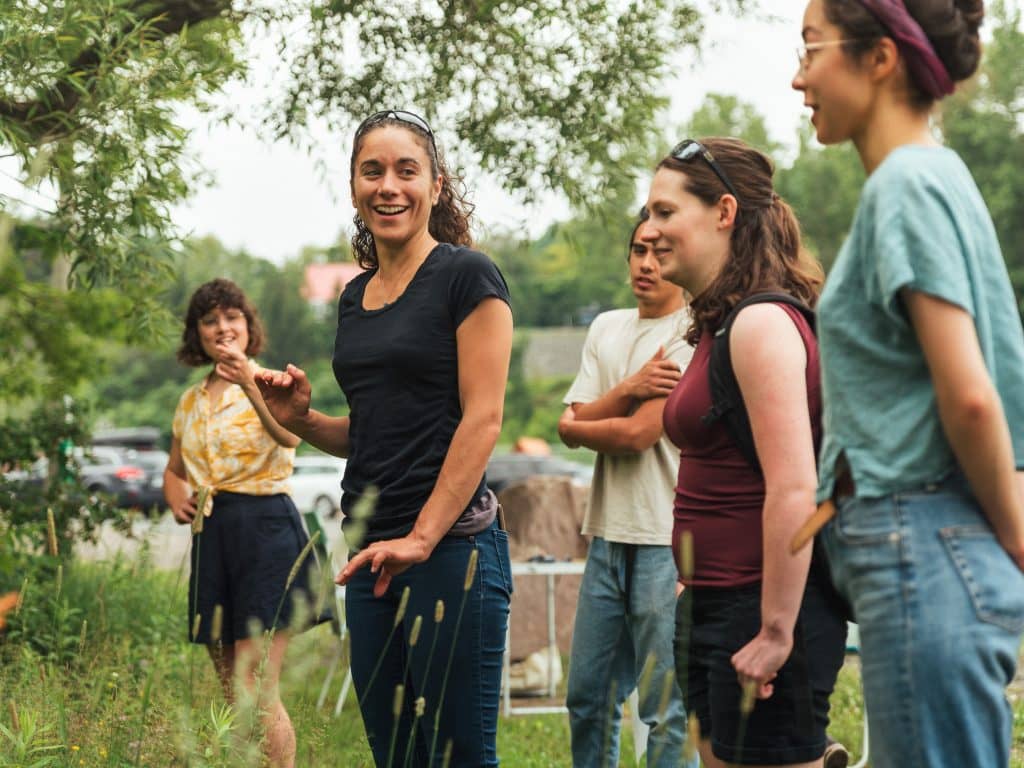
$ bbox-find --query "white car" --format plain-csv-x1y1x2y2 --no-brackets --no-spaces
289,455,346,518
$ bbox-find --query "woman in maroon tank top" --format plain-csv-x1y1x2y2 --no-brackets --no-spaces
638,138,847,768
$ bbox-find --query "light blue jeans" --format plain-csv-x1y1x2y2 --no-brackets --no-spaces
566,537,695,768
821,473,1024,768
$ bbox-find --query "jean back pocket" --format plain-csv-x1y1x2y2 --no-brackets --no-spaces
940,525,1024,633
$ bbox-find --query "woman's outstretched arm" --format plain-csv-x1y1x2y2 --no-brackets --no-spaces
255,364,351,458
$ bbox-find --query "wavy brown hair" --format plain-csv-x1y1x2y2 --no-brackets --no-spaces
349,115,474,269
824,0,984,109
177,278,265,367
657,138,824,346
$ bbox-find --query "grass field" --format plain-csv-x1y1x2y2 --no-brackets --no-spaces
1,554,1020,767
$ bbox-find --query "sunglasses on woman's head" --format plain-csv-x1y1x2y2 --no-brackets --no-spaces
670,139,742,206
355,109,437,155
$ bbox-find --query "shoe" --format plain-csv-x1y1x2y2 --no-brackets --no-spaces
823,738,850,768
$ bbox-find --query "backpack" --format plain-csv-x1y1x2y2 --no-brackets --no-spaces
702,291,853,622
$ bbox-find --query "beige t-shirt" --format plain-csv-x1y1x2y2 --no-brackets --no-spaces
564,308,693,545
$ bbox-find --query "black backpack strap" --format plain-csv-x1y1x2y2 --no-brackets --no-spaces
701,292,815,472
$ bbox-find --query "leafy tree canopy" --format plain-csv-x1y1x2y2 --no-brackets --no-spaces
270,0,742,204
0,0,243,403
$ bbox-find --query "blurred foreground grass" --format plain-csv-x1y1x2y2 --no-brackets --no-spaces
2,556,1021,767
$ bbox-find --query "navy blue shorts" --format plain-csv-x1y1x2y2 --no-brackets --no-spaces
187,491,331,644
674,575,847,765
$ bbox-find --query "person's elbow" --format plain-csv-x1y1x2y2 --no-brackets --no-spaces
942,382,1002,434
465,404,503,445
557,416,576,448
763,479,817,519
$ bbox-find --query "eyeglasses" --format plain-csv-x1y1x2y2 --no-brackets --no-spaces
670,140,741,205
795,39,857,74
355,109,437,155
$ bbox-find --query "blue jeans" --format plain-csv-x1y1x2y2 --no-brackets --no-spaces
346,521,512,767
821,474,1024,768
566,537,695,768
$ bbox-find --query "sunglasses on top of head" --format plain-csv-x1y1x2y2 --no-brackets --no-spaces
355,109,437,156
670,139,742,206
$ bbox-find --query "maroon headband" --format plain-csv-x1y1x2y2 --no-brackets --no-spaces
856,0,955,98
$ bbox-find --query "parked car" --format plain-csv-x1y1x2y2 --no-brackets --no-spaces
76,446,149,509
485,453,593,494
2,444,166,514
123,448,169,515
289,455,346,518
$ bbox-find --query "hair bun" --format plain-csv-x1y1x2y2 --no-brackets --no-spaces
954,0,985,33
919,0,985,83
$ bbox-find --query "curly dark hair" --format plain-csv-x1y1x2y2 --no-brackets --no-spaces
656,138,824,346
349,113,474,269
177,278,265,367
824,0,984,108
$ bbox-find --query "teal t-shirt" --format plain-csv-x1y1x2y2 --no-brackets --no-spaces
817,144,1024,501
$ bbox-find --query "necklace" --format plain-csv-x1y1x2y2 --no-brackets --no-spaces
375,251,427,306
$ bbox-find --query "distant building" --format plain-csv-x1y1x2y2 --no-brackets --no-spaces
522,327,589,379
302,263,364,309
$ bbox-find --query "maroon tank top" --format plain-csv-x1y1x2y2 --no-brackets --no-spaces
663,303,821,587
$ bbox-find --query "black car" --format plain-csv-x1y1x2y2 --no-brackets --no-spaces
485,453,593,494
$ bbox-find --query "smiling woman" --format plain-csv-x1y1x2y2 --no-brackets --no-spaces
790,1,1024,766
163,277,328,768
256,110,514,768
640,138,845,768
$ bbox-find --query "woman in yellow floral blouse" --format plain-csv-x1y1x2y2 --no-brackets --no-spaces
163,278,323,768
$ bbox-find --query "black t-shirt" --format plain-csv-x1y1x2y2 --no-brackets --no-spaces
332,243,511,543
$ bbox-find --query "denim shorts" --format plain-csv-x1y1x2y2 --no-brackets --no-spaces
188,492,331,644
674,574,846,765
822,473,1024,768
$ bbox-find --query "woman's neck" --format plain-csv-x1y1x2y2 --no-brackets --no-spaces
375,231,439,277
204,369,227,391
853,99,937,175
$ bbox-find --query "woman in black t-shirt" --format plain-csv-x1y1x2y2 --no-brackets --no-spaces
257,110,513,768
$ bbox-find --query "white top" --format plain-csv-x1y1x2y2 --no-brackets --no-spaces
564,308,693,545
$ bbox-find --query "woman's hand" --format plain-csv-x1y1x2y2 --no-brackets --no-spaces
336,534,433,597
213,339,255,390
169,491,198,525
164,473,197,525
164,438,196,525
255,364,312,430
731,627,793,701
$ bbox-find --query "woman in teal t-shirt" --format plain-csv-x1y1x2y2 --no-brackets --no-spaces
793,1,1024,766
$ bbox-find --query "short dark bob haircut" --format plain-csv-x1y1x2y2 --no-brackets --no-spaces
177,278,265,367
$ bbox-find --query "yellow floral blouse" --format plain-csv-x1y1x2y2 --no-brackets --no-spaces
172,364,294,496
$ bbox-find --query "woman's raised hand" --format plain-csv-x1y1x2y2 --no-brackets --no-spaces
255,364,312,430
214,339,255,389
